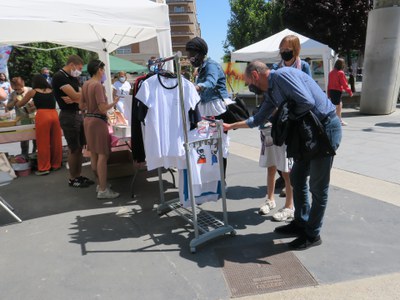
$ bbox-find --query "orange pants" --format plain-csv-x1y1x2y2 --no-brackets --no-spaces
35,109,63,171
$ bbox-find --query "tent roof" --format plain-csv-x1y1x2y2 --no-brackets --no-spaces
0,0,173,98
231,28,333,63
83,56,148,74
0,0,171,54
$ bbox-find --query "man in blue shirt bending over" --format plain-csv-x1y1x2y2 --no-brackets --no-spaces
224,60,342,250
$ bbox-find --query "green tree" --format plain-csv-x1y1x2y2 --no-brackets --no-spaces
8,43,96,85
282,0,373,56
224,0,284,57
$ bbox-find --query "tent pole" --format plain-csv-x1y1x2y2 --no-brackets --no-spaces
97,50,113,104
323,51,329,92
156,29,174,72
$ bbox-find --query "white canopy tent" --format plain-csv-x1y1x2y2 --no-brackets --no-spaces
0,0,173,99
231,29,335,91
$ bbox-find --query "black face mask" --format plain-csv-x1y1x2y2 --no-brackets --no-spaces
189,54,203,68
280,50,294,62
248,84,263,95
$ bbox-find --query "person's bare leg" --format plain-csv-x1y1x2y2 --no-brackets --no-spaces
281,171,293,209
97,154,109,191
90,152,99,184
336,103,343,121
267,166,277,201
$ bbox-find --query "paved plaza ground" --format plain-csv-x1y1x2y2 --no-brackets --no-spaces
1,105,400,299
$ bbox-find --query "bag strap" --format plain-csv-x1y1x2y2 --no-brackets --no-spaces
226,79,236,97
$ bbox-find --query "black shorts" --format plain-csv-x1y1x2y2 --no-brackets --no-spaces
329,89,342,105
59,110,86,152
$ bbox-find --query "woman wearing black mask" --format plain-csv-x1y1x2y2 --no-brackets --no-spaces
257,35,312,222
185,37,230,118
185,37,231,177
275,35,311,75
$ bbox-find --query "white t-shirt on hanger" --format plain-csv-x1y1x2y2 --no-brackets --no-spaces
178,126,229,207
135,74,200,171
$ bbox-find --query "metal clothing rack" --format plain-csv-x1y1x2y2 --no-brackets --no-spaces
155,52,235,253
0,195,22,223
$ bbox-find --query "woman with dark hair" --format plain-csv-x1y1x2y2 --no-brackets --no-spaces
185,37,230,178
80,59,120,199
17,74,62,175
0,72,12,97
328,58,353,125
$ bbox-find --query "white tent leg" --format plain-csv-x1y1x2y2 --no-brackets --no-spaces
156,29,174,71
97,50,113,103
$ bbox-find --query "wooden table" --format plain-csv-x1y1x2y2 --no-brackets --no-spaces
0,124,35,144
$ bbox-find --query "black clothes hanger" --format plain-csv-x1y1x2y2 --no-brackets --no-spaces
157,73,178,89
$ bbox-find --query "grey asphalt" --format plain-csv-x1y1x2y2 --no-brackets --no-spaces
1,104,400,300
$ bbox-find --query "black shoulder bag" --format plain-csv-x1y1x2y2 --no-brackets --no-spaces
216,85,250,124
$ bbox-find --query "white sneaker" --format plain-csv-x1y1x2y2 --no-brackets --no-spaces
97,188,120,199
272,207,294,222
259,199,276,215
96,183,112,193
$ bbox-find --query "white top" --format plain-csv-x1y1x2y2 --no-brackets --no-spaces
259,126,292,172
0,82,11,97
178,125,229,207
198,98,227,117
113,80,132,125
135,74,200,171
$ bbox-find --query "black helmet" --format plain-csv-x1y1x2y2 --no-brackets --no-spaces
185,37,208,55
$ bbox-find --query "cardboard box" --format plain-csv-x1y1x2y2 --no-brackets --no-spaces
112,125,131,138
107,150,135,179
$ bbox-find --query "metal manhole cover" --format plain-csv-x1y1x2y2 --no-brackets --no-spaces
215,240,317,298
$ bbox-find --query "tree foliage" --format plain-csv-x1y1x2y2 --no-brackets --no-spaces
225,0,284,53
282,0,373,55
224,0,373,62
8,43,96,85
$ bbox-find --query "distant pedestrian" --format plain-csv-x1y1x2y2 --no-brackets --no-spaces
113,70,132,125
328,58,353,126
0,73,12,99
348,67,355,93
41,67,52,85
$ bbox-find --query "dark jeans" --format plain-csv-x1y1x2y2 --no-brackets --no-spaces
290,115,342,238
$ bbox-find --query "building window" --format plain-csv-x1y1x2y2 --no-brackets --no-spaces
174,6,185,13
116,46,132,55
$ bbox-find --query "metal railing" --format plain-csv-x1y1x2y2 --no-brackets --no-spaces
170,20,194,25
171,31,195,35
166,0,193,3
